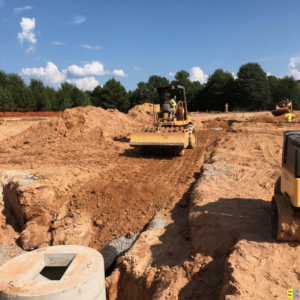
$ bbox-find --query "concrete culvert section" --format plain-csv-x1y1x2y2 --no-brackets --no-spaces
0,245,106,300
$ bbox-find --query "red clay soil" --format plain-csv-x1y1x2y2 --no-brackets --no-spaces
0,106,221,252
0,111,63,118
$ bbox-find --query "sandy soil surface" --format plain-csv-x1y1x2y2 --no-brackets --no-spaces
106,119,300,299
0,121,45,142
0,106,298,299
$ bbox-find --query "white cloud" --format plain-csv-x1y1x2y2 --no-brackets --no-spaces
21,62,66,86
288,55,300,79
267,72,272,76
73,15,86,25
81,44,100,50
24,46,34,54
67,77,98,91
133,67,139,70
17,17,36,45
14,6,33,13
52,41,65,45
231,72,237,79
66,61,109,78
190,67,208,84
21,61,127,90
169,72,175,77
113,69,128,77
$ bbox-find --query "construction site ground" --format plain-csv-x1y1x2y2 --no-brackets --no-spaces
0,104,299,299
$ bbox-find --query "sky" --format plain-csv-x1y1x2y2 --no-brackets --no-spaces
1,0,300,91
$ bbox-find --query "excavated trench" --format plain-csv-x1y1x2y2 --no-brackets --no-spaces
0,121,231,299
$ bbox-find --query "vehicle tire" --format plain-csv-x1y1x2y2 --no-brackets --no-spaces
187,124,197,149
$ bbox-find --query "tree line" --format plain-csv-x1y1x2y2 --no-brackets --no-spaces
1,62,300,113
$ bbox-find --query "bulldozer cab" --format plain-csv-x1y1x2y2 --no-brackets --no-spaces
152,85,188,124
278,99,290,108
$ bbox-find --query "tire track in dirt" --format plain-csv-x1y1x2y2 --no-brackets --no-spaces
69,130,225,250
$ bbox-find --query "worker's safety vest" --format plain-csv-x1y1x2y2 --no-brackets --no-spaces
285,113,293,122
170,99,176,108
164,99,176,109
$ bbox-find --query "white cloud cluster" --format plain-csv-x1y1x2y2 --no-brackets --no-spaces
231,72,237,79
21,61,128,91
17,17,36,45
73,15,86,25
81,44,100,50
14,6,33,13
169,72,175,77
288,55,300,79
67,77,99,91
21,62,66,85
113,69,128,77
190,67,208,84
66,61,109,78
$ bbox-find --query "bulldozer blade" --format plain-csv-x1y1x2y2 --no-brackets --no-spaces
271,108,289,116
130,131,189,148
271,194,300,241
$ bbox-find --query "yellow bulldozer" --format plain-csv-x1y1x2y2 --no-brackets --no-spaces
271,130,300,241
129,85,197,156
271,99,292,116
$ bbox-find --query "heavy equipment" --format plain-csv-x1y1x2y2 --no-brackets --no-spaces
271,99,292,116
271,130,300,241
129,85,197,156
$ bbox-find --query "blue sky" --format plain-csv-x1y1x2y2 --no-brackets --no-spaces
1,0,300,91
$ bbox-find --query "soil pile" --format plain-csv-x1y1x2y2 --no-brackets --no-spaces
250,112,300,123
5,106,140,150
128,103,158,125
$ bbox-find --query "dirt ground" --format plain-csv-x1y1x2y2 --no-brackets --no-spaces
0,106,299,299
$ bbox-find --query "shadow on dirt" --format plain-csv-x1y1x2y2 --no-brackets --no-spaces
120,148,174,160
149,195,293,299
113,137,131,143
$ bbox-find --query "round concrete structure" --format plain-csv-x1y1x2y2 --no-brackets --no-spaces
0,245,105,300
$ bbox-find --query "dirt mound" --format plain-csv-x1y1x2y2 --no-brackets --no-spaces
3,106,142,155
128,103,158,125
250,112,300,123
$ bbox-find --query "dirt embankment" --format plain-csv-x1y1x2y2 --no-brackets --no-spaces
0,106,222,255
106,121,300,300
1,107,295,299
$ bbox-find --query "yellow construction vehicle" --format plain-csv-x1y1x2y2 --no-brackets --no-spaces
271,130,300,241
271,99,292,116
129,85,197,156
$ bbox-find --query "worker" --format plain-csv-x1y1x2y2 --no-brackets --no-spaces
164,93,176,117
285,112,295,123
225,103,229,113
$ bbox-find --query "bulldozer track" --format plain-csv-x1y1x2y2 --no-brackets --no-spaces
71,130,225,248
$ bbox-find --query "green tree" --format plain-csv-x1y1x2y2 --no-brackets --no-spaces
200,69,235,111
0,88,15,112
44,86,57,110
56,82,73,110
29,79,49,111
6,74,32,111
101,78,129,111
90,85,102,107
237,63,271,110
